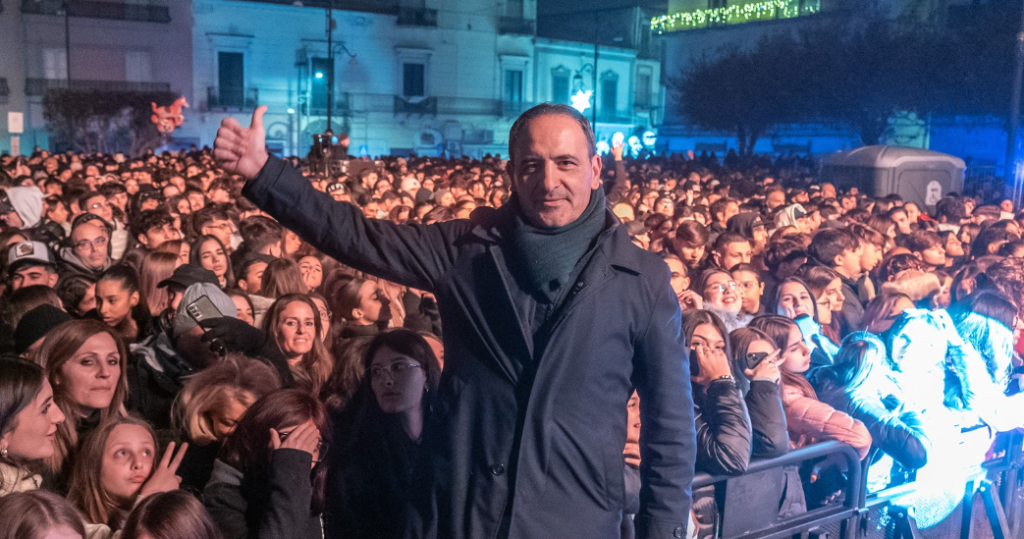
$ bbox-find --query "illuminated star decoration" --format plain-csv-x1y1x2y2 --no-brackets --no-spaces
570,90,592,114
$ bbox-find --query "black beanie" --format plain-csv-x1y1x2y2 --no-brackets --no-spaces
15,305,72,355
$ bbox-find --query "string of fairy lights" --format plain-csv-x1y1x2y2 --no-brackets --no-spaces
650,0,821,34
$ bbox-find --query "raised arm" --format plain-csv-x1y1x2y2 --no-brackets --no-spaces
214,107,468,291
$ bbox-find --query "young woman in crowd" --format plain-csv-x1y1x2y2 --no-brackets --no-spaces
796,265,845,345
771,276,837,366
747,315,871,460
297,255,324,294
67,416,187,531
139,251,181,317
860,292,916,334
226,289,256,326
156,238,191,266
694,269,751,333
34,320,128,491
681,310,752,475
172,354,281,491
262,294,334,393
259,258,306,300
121,490,223,539
728,327,789,459
0,359,66,497
0,490,86,539
204,389,329,539
810,333,928,491
94,265,150,345
309,292,333,344
325,329,440,539
330,277,392,345
191,235,235,290
670,221,710,279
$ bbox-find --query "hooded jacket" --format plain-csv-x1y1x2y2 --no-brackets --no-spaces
725,212,765,240
59,247,113,279
6,187,44,229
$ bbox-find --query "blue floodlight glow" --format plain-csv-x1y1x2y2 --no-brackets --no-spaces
315,72,325,79
596,141,610,155
287,108,296,114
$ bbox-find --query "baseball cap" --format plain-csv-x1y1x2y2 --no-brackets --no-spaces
157,264,219,289
7,241,55,273
326,182,348,194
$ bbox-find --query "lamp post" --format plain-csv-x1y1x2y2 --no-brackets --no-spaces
326,0,334,133
63,0,71,81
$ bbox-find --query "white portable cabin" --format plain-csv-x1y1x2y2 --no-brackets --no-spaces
820,146,965,211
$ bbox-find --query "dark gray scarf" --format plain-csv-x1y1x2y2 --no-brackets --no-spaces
504,188,607,303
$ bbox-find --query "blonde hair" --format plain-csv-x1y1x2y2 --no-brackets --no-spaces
68,416,158,529
172,354,281,445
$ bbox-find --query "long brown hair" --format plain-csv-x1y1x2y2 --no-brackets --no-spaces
0,490,87,539
262,294,334,394
260,258,305,299
0,359,47,489
120,490,223,539
220,389,330,514
35,320,128,475
139,251,180,316
68,416,159,528
748,315,816,399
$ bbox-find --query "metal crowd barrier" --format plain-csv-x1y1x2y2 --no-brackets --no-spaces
697,432,1024,539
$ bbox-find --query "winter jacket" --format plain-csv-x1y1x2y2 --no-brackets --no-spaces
693,380,752,476
204,450,322,539
781,384,871,460
244,155,696,539
810,376,928,470
0,462,40,497
838,276,864,337
745,380,789,459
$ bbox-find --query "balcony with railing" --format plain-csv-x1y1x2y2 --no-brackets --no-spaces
207,87,259,110
498,17,535,35
21,0,171,23
25,78,171,96
396,7,437,27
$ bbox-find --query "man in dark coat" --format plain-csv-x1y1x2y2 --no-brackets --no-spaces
214,103,696,539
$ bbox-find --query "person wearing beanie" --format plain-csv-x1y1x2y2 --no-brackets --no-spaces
127,283,237,429
14,304,73,356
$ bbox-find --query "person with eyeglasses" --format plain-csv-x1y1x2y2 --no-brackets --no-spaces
696,269,752,333
60,219,113,278
325,329,441,539
79,191,129,260
205,389,330,539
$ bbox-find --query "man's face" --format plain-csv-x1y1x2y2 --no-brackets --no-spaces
841,196,857,211
1,211,24,229
140,222,180,250
71,223,110,270
665,258,688,295
11,264,57,290
859,242,883,273
201,218,234,249
84,195,113,224
188,193,206,212
837,245,864,277
508,114,601,228
724,202,740,223
905,203,920,223
821,184,836,199
919,243,946,268
732,269,763,315
891,211,912,235
767,191,785,210
751,226,768,249
716,240,752,270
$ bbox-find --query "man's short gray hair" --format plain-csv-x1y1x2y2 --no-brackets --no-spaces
507,103,596,162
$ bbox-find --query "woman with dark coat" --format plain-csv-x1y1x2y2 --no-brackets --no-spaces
203,389,329,539
810,332,928,491
729,327,790,460
683,310,753,476
324,329,440,539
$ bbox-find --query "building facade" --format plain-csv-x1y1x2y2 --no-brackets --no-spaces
186,0,661,159
0,0,193,154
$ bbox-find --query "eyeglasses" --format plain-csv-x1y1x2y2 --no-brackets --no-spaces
74,236,108,252
704,281,738,294
370,361,423,381
736,281,759,291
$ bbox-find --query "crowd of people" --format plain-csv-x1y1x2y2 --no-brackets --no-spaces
1,112,1023,539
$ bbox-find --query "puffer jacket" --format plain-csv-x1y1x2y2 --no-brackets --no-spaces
781,383,871,460
693,380,753,475
811,376,928,470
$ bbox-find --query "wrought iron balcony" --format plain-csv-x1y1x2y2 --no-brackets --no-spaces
394,96,436,115
21,0,171,23
207,87,259,110
25,78,171,96
396,7,437,27
498,17,535,35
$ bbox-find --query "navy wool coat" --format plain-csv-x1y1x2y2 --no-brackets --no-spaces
244,156,697,539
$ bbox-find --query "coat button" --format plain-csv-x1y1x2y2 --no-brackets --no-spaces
673,526,684,538
490,464,505,476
